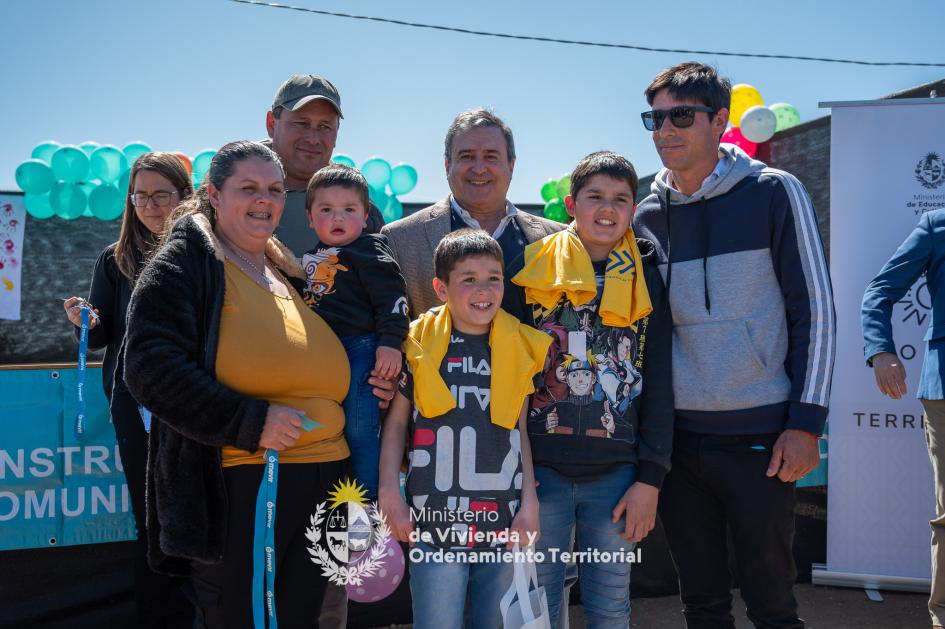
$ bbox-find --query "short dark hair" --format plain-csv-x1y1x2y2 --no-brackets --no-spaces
444,108,516,165
433,228,503,282
644,62,731,113
570,151,639,200
305,163,370,213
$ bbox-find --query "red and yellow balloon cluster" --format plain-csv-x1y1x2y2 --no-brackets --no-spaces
721,85,801,157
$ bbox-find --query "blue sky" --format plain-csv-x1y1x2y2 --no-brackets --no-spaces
1,0,942,204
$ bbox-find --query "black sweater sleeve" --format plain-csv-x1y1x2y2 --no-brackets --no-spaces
635,262,675,489
501,252,531,324
355,234,409,348
123,234,268,451
76,245,119,352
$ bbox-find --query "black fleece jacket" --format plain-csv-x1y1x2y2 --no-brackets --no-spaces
124,213,306,574
502,238,674,489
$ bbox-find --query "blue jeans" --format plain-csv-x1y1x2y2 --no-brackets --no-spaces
409,542,512,629
535,464,637,629
340,334,381,498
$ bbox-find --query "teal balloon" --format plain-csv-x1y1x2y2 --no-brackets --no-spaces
123,141,152,167
192,149,216,185
117,169,131,197
543,198,570,223
24,193,55,219
31,141,61,164
79,141,100,157
381,195,404,223
82,208,94,217
51,145,90,183
331,154,356,168
540,179,558,203
89,145,128,183
90,183,125,220
361,157,392,190
368,185,388,209
556,175,571,200
15,159,55,194
49,181,88,219
769,103,801,132
389,163,418,196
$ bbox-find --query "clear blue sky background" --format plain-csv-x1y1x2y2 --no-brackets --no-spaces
2,0,943,204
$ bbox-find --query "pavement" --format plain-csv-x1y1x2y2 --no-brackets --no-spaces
386,584,930,628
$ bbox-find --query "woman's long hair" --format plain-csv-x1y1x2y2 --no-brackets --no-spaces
166,140,283,234
114,152,194,280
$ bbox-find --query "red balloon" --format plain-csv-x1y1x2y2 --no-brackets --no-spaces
172,152,193,176
721,127,757,157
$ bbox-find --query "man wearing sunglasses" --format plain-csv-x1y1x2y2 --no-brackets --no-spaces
633,62,835,629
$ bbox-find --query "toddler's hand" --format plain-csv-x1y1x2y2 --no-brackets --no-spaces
374,346,403,380
379,490,415,545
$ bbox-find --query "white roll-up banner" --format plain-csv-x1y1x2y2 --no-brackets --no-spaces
824,98,945,587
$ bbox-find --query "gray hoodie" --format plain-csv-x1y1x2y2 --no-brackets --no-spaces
633,145,835,436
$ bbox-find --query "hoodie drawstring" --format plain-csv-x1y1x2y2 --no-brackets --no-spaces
664,188,672,315
700,197,711,314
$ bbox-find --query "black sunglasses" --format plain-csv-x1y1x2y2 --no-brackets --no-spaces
641,105,715,131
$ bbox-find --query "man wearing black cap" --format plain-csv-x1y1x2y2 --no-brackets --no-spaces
267,74,384,255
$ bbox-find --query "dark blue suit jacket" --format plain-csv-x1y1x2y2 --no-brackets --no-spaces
862,208,945,399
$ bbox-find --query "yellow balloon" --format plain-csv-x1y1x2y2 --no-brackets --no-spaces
729,84,764,127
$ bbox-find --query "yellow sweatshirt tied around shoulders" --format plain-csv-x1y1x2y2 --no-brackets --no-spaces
403,305,552,429
512,226,652,327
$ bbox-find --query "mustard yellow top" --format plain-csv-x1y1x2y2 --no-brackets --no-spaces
218,260,350,466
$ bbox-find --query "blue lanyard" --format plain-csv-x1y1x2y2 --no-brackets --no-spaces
252,415,318,628
75,306,89,439
253,450,279,629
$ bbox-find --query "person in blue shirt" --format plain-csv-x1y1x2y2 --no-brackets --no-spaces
862,207,945,629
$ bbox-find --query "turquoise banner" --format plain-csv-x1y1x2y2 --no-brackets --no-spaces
0,367,135,550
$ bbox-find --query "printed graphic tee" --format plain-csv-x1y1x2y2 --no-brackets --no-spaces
399,330,522,551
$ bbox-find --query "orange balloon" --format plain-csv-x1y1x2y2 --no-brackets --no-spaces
172,152,193,176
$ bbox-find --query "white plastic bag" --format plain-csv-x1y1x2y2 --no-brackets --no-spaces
500,544,551,629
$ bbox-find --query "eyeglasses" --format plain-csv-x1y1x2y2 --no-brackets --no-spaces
641,105,715,131
129,191,179,207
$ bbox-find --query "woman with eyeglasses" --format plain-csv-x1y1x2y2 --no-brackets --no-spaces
63,151,195,628
123,141,350,627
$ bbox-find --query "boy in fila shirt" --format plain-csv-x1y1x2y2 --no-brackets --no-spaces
378,229,551,629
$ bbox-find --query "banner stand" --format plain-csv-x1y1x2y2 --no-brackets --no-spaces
816,96,945,595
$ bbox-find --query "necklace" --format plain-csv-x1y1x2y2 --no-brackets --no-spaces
220,238,271,285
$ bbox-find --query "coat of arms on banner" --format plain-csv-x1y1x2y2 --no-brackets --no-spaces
305,479,393,586
915,152,945,189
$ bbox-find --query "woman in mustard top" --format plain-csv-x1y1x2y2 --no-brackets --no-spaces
125,141,349,628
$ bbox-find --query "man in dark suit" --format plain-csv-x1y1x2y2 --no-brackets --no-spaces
863,207,945,629
382,108,563,316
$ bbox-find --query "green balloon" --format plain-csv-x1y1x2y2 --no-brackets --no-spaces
368,185,388,209
381,194,404,223
123,141,152,168
556,175,571,200
51,145,90,183
389,164,418,196
769,103,801,132
543,198,570,223
49,181,88,219
361,157,392,190
15,159,55,194
331,154,356,168
31,141,61,164
540,179,558,203
90,145,128,183
89,183,125,220
192,149,216,184
117,169,131,197
79,141,100,157
24,193,55,219
82,208,94,218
